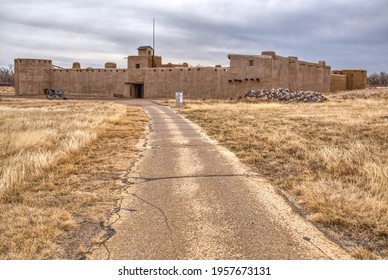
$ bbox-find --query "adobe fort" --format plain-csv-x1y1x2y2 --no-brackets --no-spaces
14,46,366,98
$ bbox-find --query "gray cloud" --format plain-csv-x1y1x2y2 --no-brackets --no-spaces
1,0,387,72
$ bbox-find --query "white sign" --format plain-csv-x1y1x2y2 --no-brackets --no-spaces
176,91,183,108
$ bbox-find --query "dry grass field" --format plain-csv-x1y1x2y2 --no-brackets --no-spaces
0,86,15,95
0,98,147,259
180,88,388,259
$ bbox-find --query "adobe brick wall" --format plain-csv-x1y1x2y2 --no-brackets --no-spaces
227,52,331,94
330,74,347,92
49,68,130,97
14,50,333,98
14,58,51,95
331,70,367,90
142,67,229,99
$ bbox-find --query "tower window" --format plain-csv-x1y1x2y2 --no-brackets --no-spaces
135,64,140,69
249,60,254,66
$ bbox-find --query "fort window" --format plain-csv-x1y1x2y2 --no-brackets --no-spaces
249,60,254,66
135,64,140,69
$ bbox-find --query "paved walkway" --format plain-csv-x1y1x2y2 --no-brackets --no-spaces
90,100,349,260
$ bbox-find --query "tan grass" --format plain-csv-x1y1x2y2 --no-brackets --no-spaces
180,88,388,259
0,98,148,259
0,86,15,95
0,100,115,201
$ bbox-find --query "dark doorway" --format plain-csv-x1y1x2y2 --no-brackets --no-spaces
134,84,144,98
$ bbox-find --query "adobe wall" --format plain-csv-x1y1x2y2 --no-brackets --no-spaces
142,67,230,99
127,56,148,69
14,58,52,95
140,52,331,99
224,52,331,95
49,68,130,97
13,50,332,98
330,74,347,92
227,54,273,93
332,70,367,90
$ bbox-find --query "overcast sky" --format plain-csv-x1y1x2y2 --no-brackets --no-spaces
1,0,387,73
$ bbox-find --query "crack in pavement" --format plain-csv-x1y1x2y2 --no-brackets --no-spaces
130,193,175,246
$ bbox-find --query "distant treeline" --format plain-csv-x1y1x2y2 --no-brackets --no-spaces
368,71,388,86
0,65,14,85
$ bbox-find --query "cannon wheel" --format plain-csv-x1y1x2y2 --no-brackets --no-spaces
45,88,55,100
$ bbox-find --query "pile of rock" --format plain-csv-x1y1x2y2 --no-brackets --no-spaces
243,88,327,103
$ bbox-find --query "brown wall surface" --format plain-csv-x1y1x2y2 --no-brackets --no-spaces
227,53,331,94
127,56,148,69
342,70,367,90
143,67,229,99
332,70,367,90
50,68,129,97
330,74,347,92
14,50,333,97
14,59,52,95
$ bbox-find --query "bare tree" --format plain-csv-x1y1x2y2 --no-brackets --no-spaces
368,73,380,86
0,64,14,85
380,71,388,86
368,71,388,86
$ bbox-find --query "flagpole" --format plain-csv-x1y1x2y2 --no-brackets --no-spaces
152,17,155,68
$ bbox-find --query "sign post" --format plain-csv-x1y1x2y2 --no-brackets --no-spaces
175,92,183,108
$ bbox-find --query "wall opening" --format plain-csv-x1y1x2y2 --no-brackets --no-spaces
133,84,144,98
